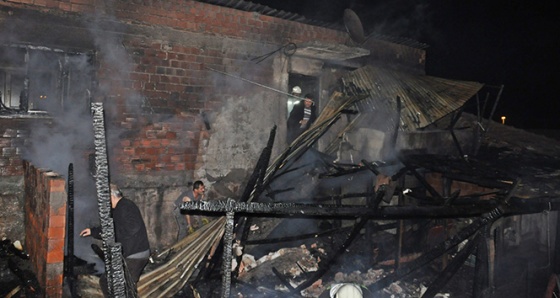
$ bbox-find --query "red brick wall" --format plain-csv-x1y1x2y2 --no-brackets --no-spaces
0,0,369,178
24,161,66,298
0,119,26,177
0,119,29,241
117,113,202,172
3,0,347,43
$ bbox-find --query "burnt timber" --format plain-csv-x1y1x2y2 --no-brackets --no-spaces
177,105,560,297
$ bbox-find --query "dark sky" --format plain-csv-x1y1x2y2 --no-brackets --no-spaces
254,0,560,129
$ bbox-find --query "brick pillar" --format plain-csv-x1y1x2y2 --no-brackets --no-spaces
24,161,66,298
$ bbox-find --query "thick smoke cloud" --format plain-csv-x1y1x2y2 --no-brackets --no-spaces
6,10,145,272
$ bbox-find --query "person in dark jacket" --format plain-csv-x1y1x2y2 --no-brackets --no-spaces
287,93,317,143
80,184,150,297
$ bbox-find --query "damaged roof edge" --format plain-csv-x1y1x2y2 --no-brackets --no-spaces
342,65,484,131
196,0,429,50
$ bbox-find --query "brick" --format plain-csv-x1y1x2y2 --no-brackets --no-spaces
46,273,63,287
48,227,65,240
49,215,66,228
166,131,177,139
47,178,65,193
46,239,65,263
53,205,66,216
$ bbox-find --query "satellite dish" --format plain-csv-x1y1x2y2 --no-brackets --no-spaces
343,9,365,44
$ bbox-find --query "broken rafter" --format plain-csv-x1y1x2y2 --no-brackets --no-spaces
261,92,368,194
313,191,374,202
245,225,353,245
182,197,560,220
408,166,444,202
91,102,128,297
369,207,503,293
295,217,369,292
235,126,277,276
421,232,482,297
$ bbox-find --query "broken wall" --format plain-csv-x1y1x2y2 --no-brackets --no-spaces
0,118,33,241
23,161,67,298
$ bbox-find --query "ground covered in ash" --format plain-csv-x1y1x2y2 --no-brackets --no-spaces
172,218,478,298
41,216,550,297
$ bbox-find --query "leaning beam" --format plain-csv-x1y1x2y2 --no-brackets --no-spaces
91,103,127,297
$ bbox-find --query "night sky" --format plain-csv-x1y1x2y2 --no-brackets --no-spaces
253,0,560,129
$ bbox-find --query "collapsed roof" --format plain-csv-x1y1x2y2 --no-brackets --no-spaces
341,65,484,131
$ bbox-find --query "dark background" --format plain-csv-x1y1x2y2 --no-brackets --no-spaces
254,0,560,129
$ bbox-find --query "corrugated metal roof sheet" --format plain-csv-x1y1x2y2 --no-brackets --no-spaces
196,0,428,49
341,65,484,131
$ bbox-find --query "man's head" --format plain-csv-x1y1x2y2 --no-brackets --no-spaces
303,93,314,108
110,183,123,208
193,180,205,196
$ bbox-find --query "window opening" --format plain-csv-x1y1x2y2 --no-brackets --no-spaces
0,45,94,115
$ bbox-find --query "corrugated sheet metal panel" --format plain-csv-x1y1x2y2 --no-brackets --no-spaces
341,65,483,131
195,0,428,49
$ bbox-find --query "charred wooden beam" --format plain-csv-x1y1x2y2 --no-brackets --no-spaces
241,126,276,203
483,84,504,136
395,176,405,270
182,197,560,219
442,172,515,190
275,114,342,175
473,227,490,298
91,102,127,297
404,190,501,208
294,217,369,292
369,207,503,293
235,127,276,276
421,232,481,297
63,163,76,296
319,165,367,178
361,159,381,175
372,184,387,209
221,212,235,298
448,105,467,160
408,167,444,202
245,225,351,245
264,93,368,188
314,192,373,202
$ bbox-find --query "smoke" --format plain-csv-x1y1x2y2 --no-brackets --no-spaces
18,50,102,271
1,8,147,273
350,1,437,43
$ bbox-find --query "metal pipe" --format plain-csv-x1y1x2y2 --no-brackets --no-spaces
205,66,306,101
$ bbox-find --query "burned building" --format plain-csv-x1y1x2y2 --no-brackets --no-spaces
1,0,559,297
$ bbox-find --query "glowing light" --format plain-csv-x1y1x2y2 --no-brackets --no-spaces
501,116,506,124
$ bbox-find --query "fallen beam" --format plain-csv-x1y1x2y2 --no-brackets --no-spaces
181,197,560,220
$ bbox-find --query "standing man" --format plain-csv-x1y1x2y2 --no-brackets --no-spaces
174,180,206,240
80,184,150,297
287,93,317,143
